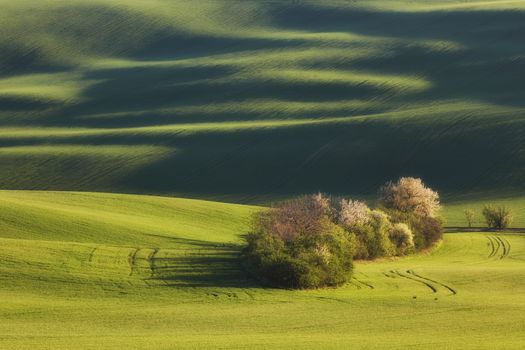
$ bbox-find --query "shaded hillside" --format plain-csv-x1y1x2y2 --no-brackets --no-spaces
0,0,524,202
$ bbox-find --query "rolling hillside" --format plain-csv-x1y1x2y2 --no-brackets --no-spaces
0,0,524,203
0,191,523,349
2,2,525,349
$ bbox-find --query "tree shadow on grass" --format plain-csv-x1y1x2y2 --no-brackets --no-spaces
145,235,260,288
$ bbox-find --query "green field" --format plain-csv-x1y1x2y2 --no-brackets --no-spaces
0,191,523,349
1,0,525,348
0,0,524,203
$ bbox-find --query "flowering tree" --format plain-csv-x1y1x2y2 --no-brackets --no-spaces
379,177,440,218
258,193,332,242
338,199,370,228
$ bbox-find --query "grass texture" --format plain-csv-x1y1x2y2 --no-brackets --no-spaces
0,191,523,349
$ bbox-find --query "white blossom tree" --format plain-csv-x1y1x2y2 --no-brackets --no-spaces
379,177,440,218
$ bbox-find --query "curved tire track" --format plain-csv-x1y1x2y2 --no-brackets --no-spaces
389,269,456,296
87,247,97,263
486,235,497,258
494,236,511,259
487,235,511,259
495,236,507,258
391,269,437,293
350,280,362,290
148,248,159,277
128,248,139,276
502,237,511,257
407,270,457,295
352,277,374,289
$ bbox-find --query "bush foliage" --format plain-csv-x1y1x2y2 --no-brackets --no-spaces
379,177,440,218
389,223,415,255
482,205,513,230
243,177,443,289
244,196,354,289
379,177,443,249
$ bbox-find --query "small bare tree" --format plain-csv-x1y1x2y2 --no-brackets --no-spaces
464,209,475,228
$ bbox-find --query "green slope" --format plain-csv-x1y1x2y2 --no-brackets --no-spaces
0,0,524,202
0,191,523,349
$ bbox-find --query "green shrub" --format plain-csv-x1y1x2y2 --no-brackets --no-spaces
379,177,443,249
369,210,396,257
348,224,374,260
243,195,354,289
349,210,395,259
389,223,414,255
408,215,443,248
337,199,395,259
482,205,513,230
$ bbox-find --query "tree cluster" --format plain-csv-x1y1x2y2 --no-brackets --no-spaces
243,177,442,289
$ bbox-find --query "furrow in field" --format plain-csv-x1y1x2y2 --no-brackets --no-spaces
495,236,507,258
503,237,511,257
495,236,511,259
128,248,139,277
352,277,374,289
490,236,511,259
406,270,457,296
87,247,97,263
390,269,438,293
148,248,160,277
486,235,497,258
488,235,501,258
350,281,363,290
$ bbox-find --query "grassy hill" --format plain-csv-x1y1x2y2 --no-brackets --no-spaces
0,191,523,349
0,0,524,203
2,2,525,348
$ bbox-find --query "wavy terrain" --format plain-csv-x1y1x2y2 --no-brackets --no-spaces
1,1,525,348
0,0,524,203
0,191,523,349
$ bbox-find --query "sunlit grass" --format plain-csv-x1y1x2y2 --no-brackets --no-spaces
0,191,523,349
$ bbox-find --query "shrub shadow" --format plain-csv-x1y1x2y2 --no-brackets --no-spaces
145,235,260,288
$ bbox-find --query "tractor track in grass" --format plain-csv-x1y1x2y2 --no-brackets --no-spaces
503,237,511,257
502,236,511,258
486,235,511,259
148,248,159,277
127,248,139,276
495,236,506,258
406,270,457,295
495,236,511,259
487,235,497,258
350,280,362,290
391,269,438,293
87,247,97,263
352,277,374,289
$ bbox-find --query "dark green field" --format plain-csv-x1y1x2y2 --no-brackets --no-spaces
1,0,524,204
